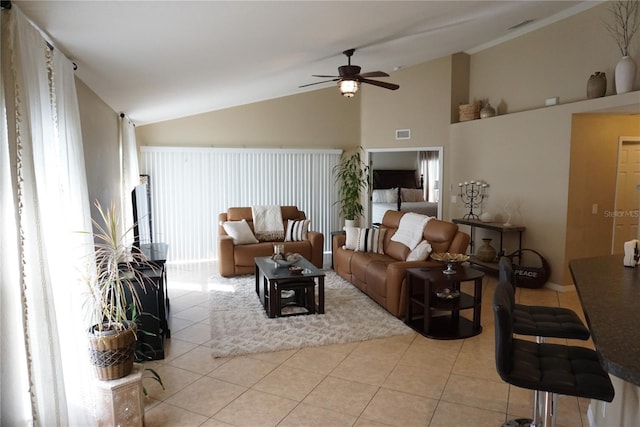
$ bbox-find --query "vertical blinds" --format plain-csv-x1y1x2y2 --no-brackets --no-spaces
140,147,342,262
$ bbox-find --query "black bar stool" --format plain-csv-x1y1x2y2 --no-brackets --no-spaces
498,257,590,427
493,280,614,427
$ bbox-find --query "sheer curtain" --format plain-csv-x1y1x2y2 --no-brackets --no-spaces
419,150,440,203
1,7,95,426
120,113,139,242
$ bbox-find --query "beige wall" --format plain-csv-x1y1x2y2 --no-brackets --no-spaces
449,92,640,287
76,78,120,218
361,57,452,149
470,2,639,114
136,87,360,149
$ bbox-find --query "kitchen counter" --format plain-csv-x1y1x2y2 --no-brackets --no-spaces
569,255,640,386
569,255,640,426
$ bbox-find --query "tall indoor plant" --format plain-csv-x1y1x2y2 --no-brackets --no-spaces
85,201,150,381
605,0,640,93
333,147,370,226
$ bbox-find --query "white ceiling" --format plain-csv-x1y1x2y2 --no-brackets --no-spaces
14,1,593,125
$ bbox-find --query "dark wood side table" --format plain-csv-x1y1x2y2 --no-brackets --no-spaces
405,265,484,339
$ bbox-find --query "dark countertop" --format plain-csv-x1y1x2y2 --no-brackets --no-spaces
569,255,640,387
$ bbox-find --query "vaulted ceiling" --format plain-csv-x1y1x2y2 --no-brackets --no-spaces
14,1,590,124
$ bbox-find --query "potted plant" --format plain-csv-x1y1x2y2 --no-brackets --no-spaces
85,200,151,381
333,147,370,226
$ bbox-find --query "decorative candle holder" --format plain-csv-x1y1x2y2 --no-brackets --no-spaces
458,180,489,220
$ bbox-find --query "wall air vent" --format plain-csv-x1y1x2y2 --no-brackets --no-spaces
396,129,411,140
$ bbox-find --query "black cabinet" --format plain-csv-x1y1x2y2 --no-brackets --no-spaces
132,243,169,361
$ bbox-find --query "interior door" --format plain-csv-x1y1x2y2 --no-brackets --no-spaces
612,138,640,254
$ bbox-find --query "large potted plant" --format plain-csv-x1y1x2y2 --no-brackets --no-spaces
85,201,150,381
333,147,370,226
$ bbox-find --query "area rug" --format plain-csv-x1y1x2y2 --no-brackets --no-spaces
209,270,414,358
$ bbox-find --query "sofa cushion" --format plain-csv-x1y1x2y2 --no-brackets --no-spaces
351,252,390,286
285,219,310,241
423,220,460,253
384,239,410,261
221,219,259,245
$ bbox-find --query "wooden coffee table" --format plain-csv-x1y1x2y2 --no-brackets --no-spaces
254,256,325,318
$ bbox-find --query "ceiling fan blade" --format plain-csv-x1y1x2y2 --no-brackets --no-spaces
299,78,339,88
312,74,340,78
360,78,400,91
358,71,389,78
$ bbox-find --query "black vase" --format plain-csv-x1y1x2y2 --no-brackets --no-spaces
587,72,606,99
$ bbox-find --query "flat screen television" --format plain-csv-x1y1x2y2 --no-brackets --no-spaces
132,182,152,248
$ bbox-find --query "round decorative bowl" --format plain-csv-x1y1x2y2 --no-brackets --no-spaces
436,288,460,300
430,252,470,274
272,253,301,267
289,266,304,275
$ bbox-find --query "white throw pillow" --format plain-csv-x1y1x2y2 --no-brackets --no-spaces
343,226,360,250
284,219,310,241
222,219,258,245
406,240,432,261
401,188,425,202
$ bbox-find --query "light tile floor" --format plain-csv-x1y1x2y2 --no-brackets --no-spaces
142,262,592,427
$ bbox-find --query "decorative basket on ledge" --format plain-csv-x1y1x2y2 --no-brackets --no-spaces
458,102,481,122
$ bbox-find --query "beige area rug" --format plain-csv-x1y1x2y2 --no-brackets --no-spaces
209,270,414,358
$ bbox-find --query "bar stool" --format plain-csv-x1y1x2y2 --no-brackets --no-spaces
498,257,590,427
493,280,614,427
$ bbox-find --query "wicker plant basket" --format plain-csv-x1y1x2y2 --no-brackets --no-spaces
88,322,137,381
459,102,481,122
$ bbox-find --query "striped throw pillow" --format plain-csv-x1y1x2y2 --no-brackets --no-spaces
356,228,386,254
284,219,310,242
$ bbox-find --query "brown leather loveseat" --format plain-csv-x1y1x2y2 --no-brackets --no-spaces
218,206,324,276
333,210,470,317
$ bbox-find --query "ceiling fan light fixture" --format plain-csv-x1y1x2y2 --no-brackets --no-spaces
339,79,359,97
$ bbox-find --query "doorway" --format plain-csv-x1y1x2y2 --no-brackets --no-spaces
366,147,443,223
612,137,640,254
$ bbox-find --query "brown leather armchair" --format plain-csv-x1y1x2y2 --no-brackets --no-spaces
218,206,324,276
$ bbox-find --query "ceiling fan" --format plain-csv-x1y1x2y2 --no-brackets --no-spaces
300,48,399,97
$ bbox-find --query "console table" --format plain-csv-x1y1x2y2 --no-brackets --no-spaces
452,218,525,272
405,265,484,339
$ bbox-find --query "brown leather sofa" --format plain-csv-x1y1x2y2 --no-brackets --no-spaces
218,206,324,276
333,210,470,317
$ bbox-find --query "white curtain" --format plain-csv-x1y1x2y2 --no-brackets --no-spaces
120,114,139,243
1,7,95,426
419,150,440,203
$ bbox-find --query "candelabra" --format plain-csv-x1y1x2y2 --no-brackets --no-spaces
458,180,489,220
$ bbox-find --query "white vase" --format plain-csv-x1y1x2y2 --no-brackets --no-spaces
344,219,358,228
615,56,637,94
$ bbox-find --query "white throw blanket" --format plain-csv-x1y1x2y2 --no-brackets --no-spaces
391,213,431,250
251,205,284,241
